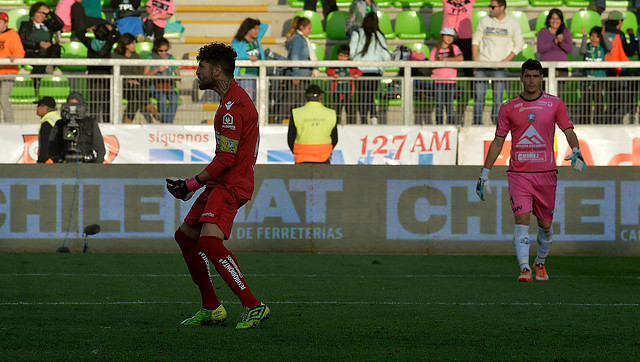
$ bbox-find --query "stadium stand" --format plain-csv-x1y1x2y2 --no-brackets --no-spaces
395,10,427,39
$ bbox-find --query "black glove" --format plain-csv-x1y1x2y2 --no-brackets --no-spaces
166,176,201,201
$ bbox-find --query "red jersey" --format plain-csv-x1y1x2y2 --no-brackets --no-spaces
496,92,573,173
205,81,260,200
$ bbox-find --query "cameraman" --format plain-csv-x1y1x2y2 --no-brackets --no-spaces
48,92,106,163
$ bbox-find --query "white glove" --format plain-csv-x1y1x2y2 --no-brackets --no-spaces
476,168,492,201
564,147,586,172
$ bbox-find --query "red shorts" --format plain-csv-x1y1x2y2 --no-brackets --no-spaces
507,171,557,222
184,187,248,239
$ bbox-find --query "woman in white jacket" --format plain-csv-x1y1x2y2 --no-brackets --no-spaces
349,12,390,124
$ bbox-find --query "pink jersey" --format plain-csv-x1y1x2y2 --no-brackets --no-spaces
441,0,476,39
496,93,573,172
146,0,174,28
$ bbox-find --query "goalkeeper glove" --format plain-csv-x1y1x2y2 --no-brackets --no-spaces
166,176,203,201
564,147,586,172
476,168,492,201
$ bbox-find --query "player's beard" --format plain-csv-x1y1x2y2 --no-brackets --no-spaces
198,76,214,90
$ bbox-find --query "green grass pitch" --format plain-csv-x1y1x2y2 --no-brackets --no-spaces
1,253,639,360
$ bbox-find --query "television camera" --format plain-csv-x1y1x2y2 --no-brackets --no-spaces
60,102,96,163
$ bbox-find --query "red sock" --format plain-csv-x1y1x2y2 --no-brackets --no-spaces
175,229,220,310
198,235,260,308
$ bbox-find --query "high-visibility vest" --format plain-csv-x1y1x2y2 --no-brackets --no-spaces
291,102,337,163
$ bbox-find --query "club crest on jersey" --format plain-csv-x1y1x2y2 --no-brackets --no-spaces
222,113,235,130
528,112,535,122
225,101,234,110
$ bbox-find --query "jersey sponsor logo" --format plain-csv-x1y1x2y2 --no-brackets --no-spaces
514,102,523,108
538,100,553,107
515,151,546,162
527,112,535,123
515,125,545,148
202,212,215,218
225,101,234,110
222,113,236,130
519,106,543,112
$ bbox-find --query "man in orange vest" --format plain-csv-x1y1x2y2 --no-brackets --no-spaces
0,11,25,123
288,84,338,164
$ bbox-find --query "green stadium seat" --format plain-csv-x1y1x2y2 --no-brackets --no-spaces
9,77,37,105
25,0,57,6
375,78,402,106
135,41,153,59
39,77,71,104
386,44,400,72
405,42,430,59
377,10,396,39
606,0,633,7
564,0,590,7
621,11,638,40
472,10,488,32
326,10,347,40
376,0,392,7
393,0,427,7
535,10,569,35
337,0,354,7
60,41,88,72
424,0,443,7
288,0,319,7
511,10,535,39
508,0,529,6
294,10,327,39
395,10,427,39
474,0,490,7
0,0,24,6
531,0,563,6
569,10,602,40
428,11,443,40
7,8,29,31
164,15,184,39
509,43,536,72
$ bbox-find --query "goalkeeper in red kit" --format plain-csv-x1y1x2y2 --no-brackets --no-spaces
165,42,269,329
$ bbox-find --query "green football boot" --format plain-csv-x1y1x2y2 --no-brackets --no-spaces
181,305,227,326
235,303,271,329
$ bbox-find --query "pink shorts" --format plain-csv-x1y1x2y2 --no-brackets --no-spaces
507,171,557,222
184,187,248,239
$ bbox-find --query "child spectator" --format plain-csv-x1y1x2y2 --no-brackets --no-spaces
326,45,362,124
579,26,611,124
429,27,463,125
144,0,174,41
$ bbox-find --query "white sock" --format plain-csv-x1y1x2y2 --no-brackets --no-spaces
513,224,530,270
535,226,553,265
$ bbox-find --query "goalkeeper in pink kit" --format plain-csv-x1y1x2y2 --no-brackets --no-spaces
477,59,586,282
165,42,269,328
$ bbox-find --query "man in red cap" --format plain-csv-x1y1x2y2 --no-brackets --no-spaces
0,11,25,123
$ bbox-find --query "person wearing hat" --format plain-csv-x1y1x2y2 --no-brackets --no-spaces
35,97,61,163
603,10,636,124
441,0,475,80
0,11,25,123
287,84,338,164
429,27,463,125
48,92,105,163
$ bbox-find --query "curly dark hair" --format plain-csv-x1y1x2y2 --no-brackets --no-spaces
197,42,237,76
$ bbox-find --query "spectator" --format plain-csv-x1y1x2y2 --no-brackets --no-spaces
442,0,475,79
112,33,154,123
144,0,174,41
579,26,610,124
19,2,63,95
604,11,633,124
76,23,119,123
430,27,463,125
143,37,180,123
349,11,390,124
345,0,379,39
304,0,337,21
231,18,268,103
537,8,572,98
35,96,60,162
112,0,145,42
326,44,362,124
49,92,106,163
471,0,523,124
278,16,316,122
288,84,338,164
55,0,110,35
0,11,25,123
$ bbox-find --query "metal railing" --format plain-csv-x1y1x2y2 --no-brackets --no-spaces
2,58,640,125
